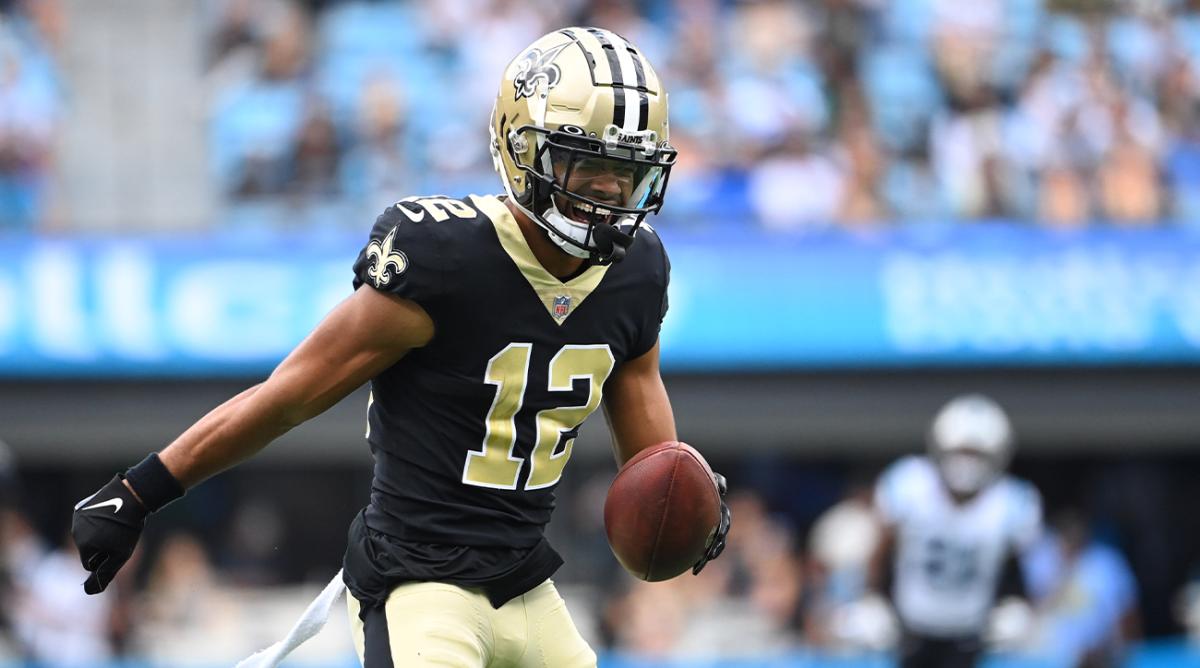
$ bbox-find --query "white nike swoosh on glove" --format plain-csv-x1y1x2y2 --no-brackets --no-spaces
79,498,124,513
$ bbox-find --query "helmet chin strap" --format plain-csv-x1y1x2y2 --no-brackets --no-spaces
540,207,594,259
539,205,637,264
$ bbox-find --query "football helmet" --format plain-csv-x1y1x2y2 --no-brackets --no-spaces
927,394,1014,497
489,27,676,264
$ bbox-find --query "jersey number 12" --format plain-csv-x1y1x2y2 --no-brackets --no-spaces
462,343,615,491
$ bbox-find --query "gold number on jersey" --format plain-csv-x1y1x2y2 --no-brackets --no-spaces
462,343,616,490
526,345,616,489
396,197,477,222
463,343,531,489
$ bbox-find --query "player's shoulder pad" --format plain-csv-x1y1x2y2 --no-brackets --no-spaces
1000,476,1042,516
353,195,485,300
373,195,486,236
633,220,665,255
370,194,488,250
875,455,930,519
999,475,1043,547
881,455,930,486
627,220,670,281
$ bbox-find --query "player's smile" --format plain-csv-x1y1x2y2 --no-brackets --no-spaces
555,186,625,227
564,197,618,225
552,156,636,225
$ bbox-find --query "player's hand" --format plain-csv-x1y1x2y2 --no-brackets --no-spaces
986,596,1035,651
693,472,730,575
72,475,148,594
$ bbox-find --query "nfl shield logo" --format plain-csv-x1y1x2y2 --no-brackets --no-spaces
553,295,571,318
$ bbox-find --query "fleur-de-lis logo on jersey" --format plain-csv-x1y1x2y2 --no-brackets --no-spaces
513,42,570,100
366,226,409,288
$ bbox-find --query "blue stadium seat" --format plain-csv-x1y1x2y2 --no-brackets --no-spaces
209,81,306,190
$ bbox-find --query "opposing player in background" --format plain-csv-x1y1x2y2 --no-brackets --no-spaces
872,394,1043,668
70,28,729,667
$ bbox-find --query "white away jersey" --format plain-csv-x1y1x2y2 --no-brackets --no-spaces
875,455,1042,637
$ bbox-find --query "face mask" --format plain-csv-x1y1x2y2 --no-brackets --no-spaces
938,452,994,495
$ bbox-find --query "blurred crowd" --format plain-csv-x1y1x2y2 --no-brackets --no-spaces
200,0,1200,231
3,444,1200,666
0,0,62,230
584,478,1145,667
0,447,351,666
4,0,1200,230
178,0,1200,229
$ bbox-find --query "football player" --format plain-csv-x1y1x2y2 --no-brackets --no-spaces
70,28,730,668
871,394,1042,668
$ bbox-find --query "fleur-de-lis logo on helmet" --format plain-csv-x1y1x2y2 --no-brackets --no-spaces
512,42,570,100
365,226,409,288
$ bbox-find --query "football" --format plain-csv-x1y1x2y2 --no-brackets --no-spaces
604,441,723,581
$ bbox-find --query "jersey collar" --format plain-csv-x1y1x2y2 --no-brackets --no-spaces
472,194,611,326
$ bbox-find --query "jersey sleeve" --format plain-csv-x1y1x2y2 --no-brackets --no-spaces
352,202,447,312
1005,479,1043,552
874,456,921,525
628,227,670,359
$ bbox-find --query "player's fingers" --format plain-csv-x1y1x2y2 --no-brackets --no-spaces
85,551,108,572
76,546,95,570
82,552,118,594
84,555,125,595
713,473,727,496
84,569,109,595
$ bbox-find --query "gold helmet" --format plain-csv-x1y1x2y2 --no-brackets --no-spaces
489,27,676,264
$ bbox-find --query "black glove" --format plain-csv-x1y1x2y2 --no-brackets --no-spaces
72,453,185,594
693,472,731,575
72,475,148,594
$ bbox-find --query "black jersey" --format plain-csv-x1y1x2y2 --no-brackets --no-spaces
342,194,669,609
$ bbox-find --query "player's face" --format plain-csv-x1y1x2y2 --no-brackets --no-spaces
547,145,667,228
564,156,637,202
552,155,637,223
936,447,998,497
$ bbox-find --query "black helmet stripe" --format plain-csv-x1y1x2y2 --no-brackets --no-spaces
607,30,650,132
626,44,650,131
587,28,645,131
557,28,598,85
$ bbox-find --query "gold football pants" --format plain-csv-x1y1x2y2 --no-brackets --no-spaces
347,579,597,667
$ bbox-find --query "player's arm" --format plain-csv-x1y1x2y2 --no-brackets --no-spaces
602,340,676,466
866,521,896,596
157,287,432,487
71,286,433,593
602,340,729,574
867,466,900,596
985,547,1036,651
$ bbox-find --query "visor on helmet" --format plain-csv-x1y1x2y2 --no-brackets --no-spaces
549,145,667,209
